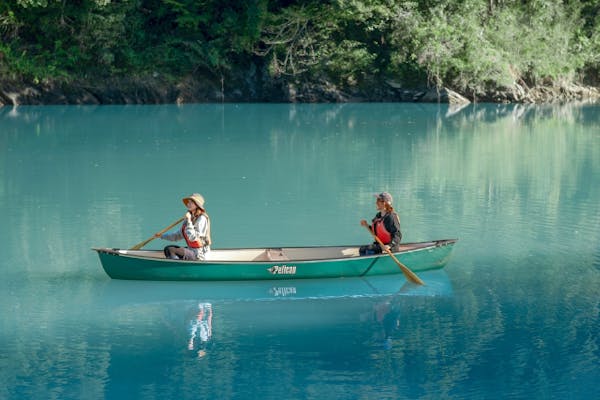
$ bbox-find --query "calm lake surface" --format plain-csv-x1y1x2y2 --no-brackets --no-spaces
1,102,598,400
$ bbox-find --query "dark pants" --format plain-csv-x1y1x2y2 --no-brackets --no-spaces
359,243,382,256
163,245,196,260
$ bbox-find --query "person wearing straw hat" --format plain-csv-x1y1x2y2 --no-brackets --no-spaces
157,193,211,260
359,192,402,256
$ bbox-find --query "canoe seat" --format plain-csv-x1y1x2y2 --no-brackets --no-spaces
251,248,289,261
266,248,288,261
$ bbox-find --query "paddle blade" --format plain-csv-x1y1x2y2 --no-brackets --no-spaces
364,225,425,285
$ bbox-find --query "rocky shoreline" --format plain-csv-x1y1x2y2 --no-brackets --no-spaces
1,76,599,106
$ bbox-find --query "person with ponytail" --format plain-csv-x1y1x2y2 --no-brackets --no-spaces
157,193,212,260
359,192,402,256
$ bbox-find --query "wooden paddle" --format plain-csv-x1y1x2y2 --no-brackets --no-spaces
130,217,185,250
364,225,425,285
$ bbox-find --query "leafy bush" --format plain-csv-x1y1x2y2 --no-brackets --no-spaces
1,0,598,95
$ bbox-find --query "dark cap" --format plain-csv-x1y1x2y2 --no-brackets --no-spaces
375,192,393,204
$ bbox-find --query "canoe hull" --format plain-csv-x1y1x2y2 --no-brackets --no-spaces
94,240,456,281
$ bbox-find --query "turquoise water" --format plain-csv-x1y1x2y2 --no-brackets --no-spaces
1,103,598,399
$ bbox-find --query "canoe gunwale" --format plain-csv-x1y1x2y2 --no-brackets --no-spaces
93,239,457,265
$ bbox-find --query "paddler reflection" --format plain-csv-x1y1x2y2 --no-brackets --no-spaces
378,300,401,350
362,298,400,350
188,302,212,358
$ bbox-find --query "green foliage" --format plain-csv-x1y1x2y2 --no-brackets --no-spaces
397,2,514,93
143,0,267,75
487,2,587,84
387,0,599,92
0,0,599,94
324,40,377,85
258,1,404,86
0,0,138,79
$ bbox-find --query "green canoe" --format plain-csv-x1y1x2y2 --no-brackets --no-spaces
93,239,457,281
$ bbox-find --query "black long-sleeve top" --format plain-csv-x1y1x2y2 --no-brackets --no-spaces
371,211,402,250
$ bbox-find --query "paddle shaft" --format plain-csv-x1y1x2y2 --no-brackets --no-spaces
365,225,425,285
130,217,185,250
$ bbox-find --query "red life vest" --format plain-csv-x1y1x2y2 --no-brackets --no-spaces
373,217,392,244
181,218,203,248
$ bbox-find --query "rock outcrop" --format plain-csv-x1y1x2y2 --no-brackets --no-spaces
1,76,598,106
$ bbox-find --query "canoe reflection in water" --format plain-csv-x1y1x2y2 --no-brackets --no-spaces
96,269,452,356
98,268,451,304
188,303,212,358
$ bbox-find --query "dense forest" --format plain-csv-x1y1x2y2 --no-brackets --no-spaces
1,0,599,104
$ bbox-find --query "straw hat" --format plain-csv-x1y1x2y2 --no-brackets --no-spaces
182,193,205,210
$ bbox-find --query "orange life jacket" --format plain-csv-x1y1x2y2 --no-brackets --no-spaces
181,213,211,248
373,217,392,244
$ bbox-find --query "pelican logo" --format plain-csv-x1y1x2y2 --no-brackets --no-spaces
267,265,297,275
269,287,297,297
